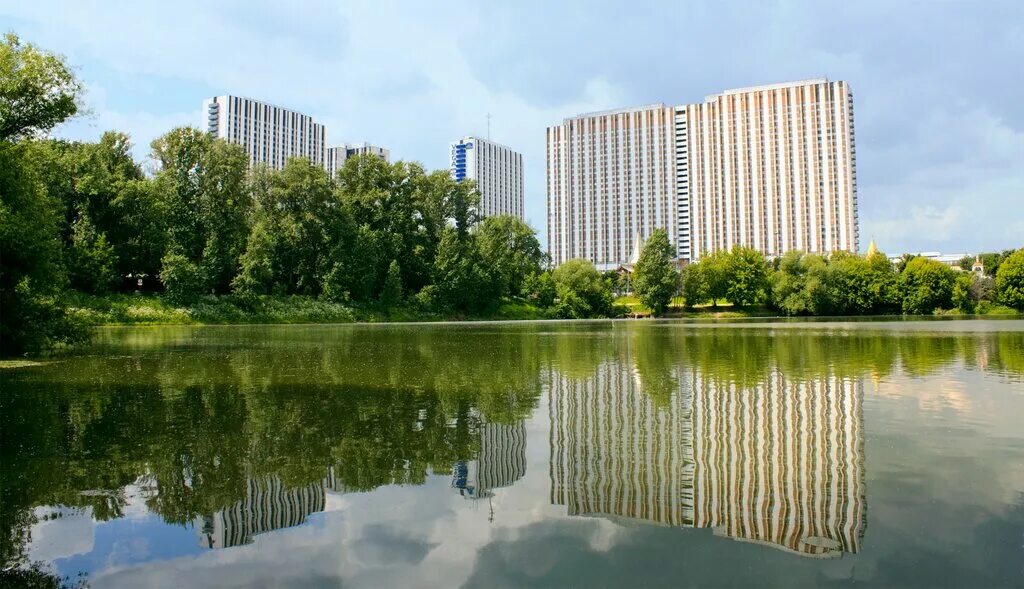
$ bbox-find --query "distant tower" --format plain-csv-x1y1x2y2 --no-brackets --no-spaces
972,255,984,277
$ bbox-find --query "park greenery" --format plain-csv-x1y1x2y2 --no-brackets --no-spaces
1,34,1022,355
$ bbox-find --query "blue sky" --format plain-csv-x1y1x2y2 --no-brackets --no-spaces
3,0,1022,254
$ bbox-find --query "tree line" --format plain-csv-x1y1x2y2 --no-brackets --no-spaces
4,34,607,355
630,228,1024,317
2,34,1022,355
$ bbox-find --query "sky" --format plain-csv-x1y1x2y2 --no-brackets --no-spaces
2,0,1022,255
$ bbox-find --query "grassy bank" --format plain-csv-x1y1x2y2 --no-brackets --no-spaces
66,292,552,326
67,292,1021,328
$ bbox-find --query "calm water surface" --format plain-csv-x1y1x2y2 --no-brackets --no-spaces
2,320,1023,588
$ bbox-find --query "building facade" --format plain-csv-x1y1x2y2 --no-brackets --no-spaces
325,142,390,178
451,137,524,219
546,79,859,267
687,80,859,258
546,105,677,270
204,95,326,170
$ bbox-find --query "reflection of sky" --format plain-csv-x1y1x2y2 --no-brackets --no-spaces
25,364,1024,588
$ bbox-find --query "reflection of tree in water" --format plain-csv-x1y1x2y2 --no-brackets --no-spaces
1,325,1021,567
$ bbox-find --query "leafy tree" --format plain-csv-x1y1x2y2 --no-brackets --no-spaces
0,35,87,355
723,246,769,307
952,272,976,314
152,127,251,297
701,250,729,307
996,248,1024,310
432,228,495,313
898,256,956,314
632,229,678,316
551,259,614,318
681,262,710,308
380,260,402,308
233,159,336,296
476,215,544,299
65,213,118,292
524,271,557,308
0,33,81,141
771,251,826,315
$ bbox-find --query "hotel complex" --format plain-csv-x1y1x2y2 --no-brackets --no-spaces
546,79,859,268
204,95,327,170
451,136,525,219
204,95,388,176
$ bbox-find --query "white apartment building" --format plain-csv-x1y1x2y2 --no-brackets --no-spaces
450,136,524,219
203,95,326,170
546,79,859,267
325,142,390,178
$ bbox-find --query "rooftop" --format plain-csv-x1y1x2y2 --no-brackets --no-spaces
706,78,832,101
452,135,521,153
562,103,670,123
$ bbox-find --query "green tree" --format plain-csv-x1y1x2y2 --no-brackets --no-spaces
433,228,495,313
0,35,86,355
899,256,956,314
380,259,402,308
701,250,729,307
152,127,251,297
771,251,826,315
476,215,544,299
995,248,1024,310
723,246,769,307
632,229,678,316
65,214,118,292
681,262,710,308
0,33,81,141
524,271,557,308
952,272,976,313
551,259,614,318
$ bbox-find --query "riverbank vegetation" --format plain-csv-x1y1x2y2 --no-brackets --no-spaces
2,34,1022,355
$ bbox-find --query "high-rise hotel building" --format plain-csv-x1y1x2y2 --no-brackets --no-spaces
547,105,677,269
325,142,390,178
451,136,524,219
204,95,326,170
546,79,859,268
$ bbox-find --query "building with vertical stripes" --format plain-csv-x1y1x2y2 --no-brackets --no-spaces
325,142,390,178
546,105,678,270
689,371,866,557
451,136,525,219
548,360,695,526
546,79,859,266
195,475,325,549
548,360,866,557
204,95,326,170
453,421,527,499
687,80,859,257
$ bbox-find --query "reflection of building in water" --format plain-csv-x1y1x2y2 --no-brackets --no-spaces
691,372,865,557
196,476,325,549
549,364,866,558
453,422,527,499
549,364,694,526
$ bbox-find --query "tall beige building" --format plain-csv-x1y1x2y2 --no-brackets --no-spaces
687,79,859,257
546,105,677,270
546,79,859,266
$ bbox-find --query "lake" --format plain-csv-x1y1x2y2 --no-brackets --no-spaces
2,319,1023,588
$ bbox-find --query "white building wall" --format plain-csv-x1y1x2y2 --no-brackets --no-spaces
450,136,524,220
204,95,325,170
